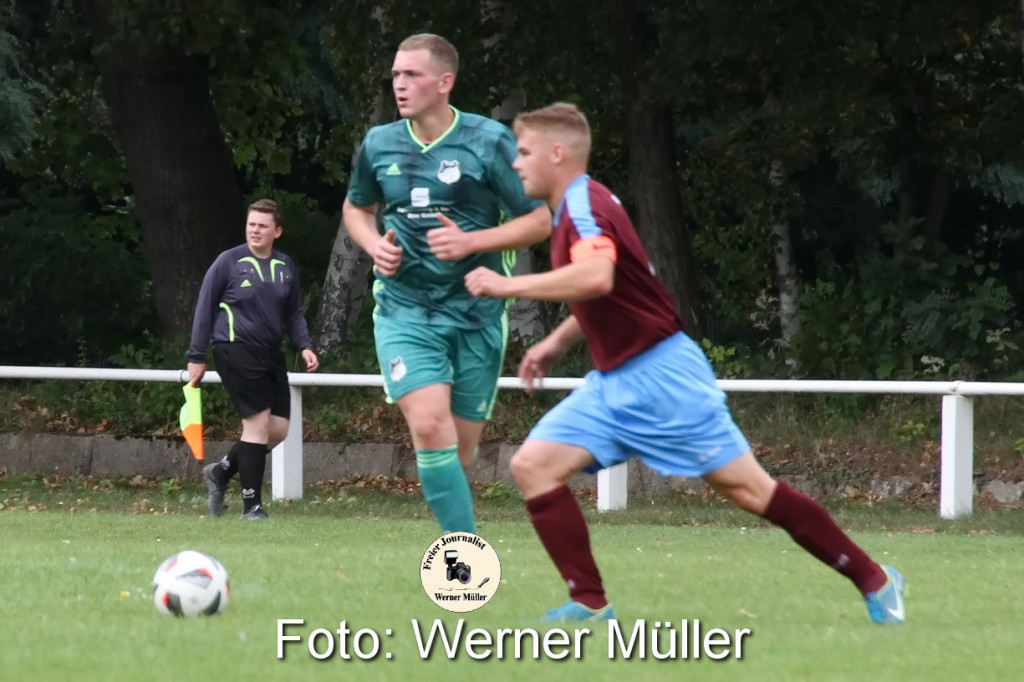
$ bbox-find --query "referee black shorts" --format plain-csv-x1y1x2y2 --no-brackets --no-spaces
212,343,290,419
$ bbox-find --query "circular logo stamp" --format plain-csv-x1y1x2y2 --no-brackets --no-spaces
420,532,501,613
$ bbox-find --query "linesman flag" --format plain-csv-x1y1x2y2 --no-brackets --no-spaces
179,384,205,461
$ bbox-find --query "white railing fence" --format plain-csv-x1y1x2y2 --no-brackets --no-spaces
2,366,1020,519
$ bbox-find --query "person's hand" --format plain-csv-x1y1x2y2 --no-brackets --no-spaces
464,266,509,298
427,213,473,260
517,339,567,394
372,229,403,276
186,361,206,387
301,349,319,372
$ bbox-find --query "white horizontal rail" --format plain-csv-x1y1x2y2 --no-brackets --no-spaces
1,366,1011,518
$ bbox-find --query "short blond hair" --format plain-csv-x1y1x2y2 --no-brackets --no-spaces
248,198,282,226
397,33,459,77
513,102,591,163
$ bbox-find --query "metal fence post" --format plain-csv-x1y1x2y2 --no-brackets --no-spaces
940,394,974,519
272,386,304,500
597,463,628,511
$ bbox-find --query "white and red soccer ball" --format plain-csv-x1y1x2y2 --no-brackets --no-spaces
152,550,230,617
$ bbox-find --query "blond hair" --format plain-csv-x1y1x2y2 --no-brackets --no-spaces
397,33,459,77
514,102,591,163
248,198,282,227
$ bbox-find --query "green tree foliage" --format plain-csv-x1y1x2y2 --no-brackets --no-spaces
1,0,1023,383
794,223,1019,379
0,194,154,364
0,30,48,162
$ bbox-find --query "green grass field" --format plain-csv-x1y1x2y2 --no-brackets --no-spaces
2,475,1023,682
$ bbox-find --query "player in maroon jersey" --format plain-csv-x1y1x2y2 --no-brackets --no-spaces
464,102,906,625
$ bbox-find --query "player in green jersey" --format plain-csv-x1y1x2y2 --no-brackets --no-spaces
342,33,550,534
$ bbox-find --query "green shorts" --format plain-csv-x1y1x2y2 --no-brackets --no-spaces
373,313,508,421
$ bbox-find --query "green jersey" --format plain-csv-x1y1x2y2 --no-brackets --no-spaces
347,108,543,328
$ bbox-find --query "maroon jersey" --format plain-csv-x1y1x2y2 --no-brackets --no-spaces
551,174,682,371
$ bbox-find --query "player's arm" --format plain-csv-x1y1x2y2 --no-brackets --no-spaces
465,236,615,302
342,198,382,253
428,206,550,260
343,131,403,275
429,127,551,259
546,315,585,348
473,205,552,251
519,315,584,392
283,263,319,372
185,255,229,385
342,198,403,277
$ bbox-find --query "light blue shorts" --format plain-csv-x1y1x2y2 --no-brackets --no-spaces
374,313,508,421
527,332,749,477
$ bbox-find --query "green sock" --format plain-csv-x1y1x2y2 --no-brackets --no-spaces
416,446,476,534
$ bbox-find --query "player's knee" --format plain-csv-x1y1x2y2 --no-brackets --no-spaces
407,415,447,445
724,484,771,515
272,415,290,435
241,413,271,443
267,424,289,449
508,449,531,485
509,447,551,487
401,400,450,443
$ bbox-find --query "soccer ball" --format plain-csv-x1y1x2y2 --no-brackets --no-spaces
152,550,230,617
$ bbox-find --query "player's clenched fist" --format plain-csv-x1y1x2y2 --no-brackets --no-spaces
427,212,473,261
464,266,508,298
372,229,404,277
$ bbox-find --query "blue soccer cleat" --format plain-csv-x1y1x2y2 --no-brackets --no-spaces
864,565,906,624
540,600,617,623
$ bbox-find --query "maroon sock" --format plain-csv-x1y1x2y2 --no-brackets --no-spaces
525,485,607,610
761,480,886,595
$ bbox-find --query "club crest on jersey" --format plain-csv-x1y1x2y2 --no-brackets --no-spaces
437,160,461,184
388,356,407,382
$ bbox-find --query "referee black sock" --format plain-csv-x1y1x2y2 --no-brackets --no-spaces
236,441,268,513
211,446,240,484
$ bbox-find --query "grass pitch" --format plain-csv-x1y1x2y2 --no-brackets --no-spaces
1,477,1023,682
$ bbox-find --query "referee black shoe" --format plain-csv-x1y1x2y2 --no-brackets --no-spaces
203,462,226,517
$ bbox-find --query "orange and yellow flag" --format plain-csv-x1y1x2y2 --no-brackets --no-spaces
179,384,204,461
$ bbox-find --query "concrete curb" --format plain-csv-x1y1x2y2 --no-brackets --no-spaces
2,432,1022,504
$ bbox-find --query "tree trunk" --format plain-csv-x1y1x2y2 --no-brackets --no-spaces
759,74,800,345
923,167,951,250
312,77,390,354
624,102,705,338
1019,0,1024,78
78,0,241,340
609,0,703,338
491,86,546,340
898,161,915,227
313,225,372,354
769,160,801,342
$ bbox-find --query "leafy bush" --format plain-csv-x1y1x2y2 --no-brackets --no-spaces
793,223,1022,379
0,196,155,365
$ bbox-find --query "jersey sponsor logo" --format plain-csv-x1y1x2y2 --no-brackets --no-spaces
388,356,407,382
410,187,430,208
386,163,402,176
437,159,461,184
